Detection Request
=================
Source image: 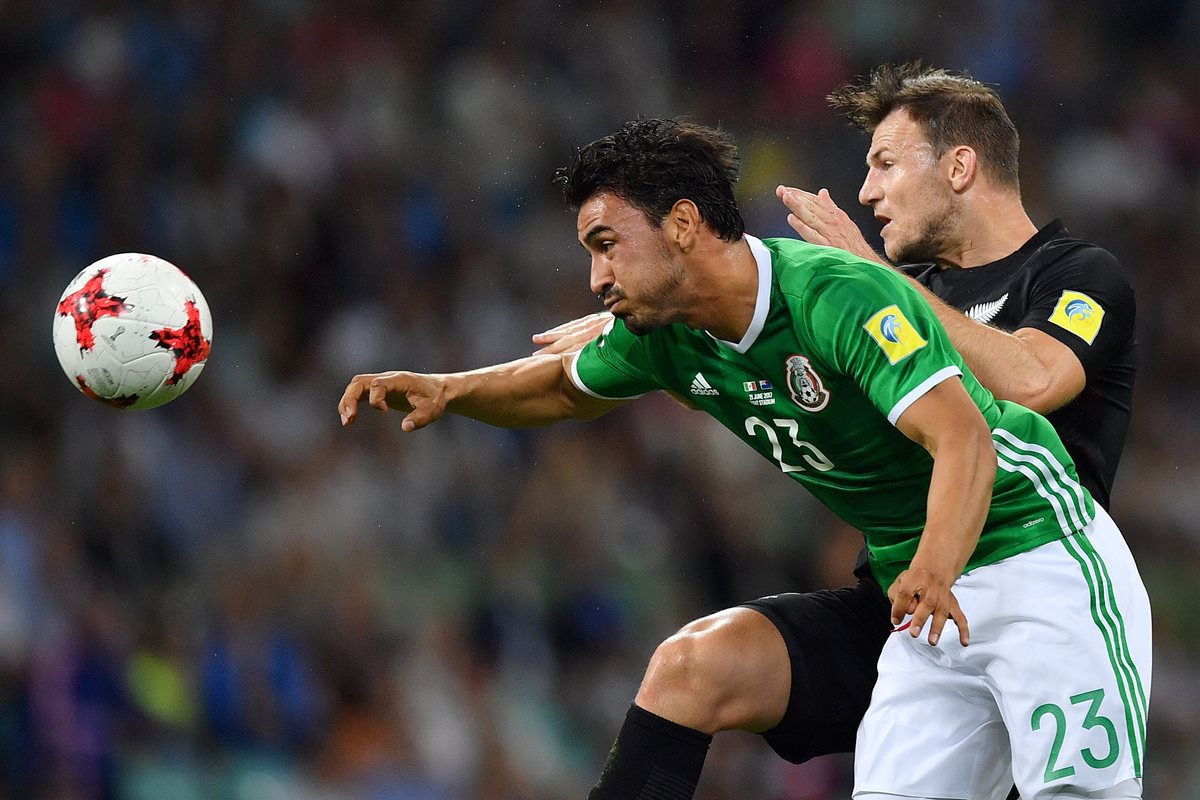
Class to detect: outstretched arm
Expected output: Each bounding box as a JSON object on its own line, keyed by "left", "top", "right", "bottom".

{"left": 339, "top": 353, "right": 624, "bottom": 431}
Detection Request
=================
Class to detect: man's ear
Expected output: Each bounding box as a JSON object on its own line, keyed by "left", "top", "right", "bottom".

{"left": 666, "top": 199, "right": 702, "bottom": 253}
{"left": 948, "top": 145, "right": 977, "bottom": 193}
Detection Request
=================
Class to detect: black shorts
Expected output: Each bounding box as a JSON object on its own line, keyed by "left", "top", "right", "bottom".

{"left": 740, "top": 577, "right": 893, "bottom": 763}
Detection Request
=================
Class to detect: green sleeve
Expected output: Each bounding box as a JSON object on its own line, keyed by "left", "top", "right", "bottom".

{"left": 569, "top": 317, "right": 659, "bottom": 399}
{"left": 794, "top": 264, "right": 964, "bottom": 425}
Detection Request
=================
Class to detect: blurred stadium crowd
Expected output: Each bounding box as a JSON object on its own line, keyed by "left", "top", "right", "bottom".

{"left": 2, "top": 1, "right": 1199, "bottom": 798}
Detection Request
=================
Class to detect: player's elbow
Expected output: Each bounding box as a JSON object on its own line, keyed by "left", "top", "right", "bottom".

{"left": 557, "top": 379, "right": 619, "bottom": 422}
{"left": 996, "top": 372, "right": 1072, "bottom": 415}
{"left": 951, "top": 418, "right": 998, "bottom": 499}
{"left": 566, "top": 394, "right": 616, "bottom": 421}
{"left": 977, "top": 425, "right": 998, "bottom": 481}
{"left": 952, "top": 413, "right": 997, "bottom": 477}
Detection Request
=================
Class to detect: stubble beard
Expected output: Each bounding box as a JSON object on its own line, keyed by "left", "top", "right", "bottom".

{"left": 889, "top": 198, "right": 963, "bottom": 266}
{"left": 618, "top": 251, "right": 687, "bottom": 337}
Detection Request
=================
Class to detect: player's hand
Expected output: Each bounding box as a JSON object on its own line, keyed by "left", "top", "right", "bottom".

{"left": 776, "top": 185, "right": 883, "bottom": 265}
{"left": 887, "top": 566, "right": 970, "bottom": 647}
{"left": 531, "top": 311, "right": 612, "bottom": 355}
{"left": 339, "top": 371, "right": 449, "bottom": 432}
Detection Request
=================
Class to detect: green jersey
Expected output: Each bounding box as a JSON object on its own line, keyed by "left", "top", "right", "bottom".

{"left": 571, "top": 236, "right": 1095, "bottom": 588}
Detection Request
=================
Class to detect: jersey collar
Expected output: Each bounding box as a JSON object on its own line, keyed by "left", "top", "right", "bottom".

{"left": 902, "top": 219, "right": 1070, "bottom": 279}
{"left": 987, "top": 218, "right": 1069, "bottom": 270}
{"left": 708, "top": 234, "right": 772, "bottom": 354}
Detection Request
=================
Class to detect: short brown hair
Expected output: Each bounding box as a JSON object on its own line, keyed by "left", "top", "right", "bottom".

{"left": 829, "top": 62, "right": 1021, "bottom": 189}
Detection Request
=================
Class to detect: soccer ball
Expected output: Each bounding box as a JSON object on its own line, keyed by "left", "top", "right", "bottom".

{"left": 52, "top": 253, "right": 213, "bottom": 409}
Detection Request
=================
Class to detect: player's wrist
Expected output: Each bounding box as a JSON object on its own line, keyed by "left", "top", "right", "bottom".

{"left": 432, "top": 373, "right": 462, "bottom": 411}
{"left": 905, "top": 558, "right": 959, "bottom": 587}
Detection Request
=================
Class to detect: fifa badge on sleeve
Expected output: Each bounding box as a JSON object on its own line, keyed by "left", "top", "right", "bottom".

{"left": 1048, "top": 290, "right": 1105, "bottom": 344}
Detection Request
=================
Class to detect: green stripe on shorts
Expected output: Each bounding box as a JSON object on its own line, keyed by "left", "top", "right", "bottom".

{"left": 1076, "top": 533, "right": 1149, "bottom": 764}
{"left": 1060, "top": 533, "right": 1144, "bottom": 777}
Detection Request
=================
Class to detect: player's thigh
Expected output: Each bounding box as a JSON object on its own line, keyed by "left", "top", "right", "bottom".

{"left": 742, "top": 579, "right": 893, "bottom": 763}
{"left": 995, "top": 511, "right": 1150, "bottom": 800}
{"left": 854, "top": 629, "right": 1014, "bottom": 800}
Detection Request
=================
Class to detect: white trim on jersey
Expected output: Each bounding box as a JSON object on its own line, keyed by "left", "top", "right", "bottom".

{"left": 885, "top": 365, "right": 962, "bottom": 425}
{"left": 993, "top": 428, "right": 1091, "bottom": 517}
{"left": 567, "top": 351, "right": 647, "bottom": 401}
{"left": 993, "top": 428, "right": 1093, "bottom": 534}
{"left": 995, "top": 450, "right": 1074, "bottom": 533}
{"left": 708, "top": 234, "right": 772, "bottom": 354}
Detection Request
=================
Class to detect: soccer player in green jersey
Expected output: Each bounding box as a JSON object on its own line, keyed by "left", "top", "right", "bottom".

{"left": 339, "top": 118, "right": 1150, "bottom": 800}
{"left": 531, "top": 65, "right": 1139, "bottom": 800}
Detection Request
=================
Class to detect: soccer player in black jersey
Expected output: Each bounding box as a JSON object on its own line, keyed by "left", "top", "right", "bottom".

{"left": 779, "top": 65, "right": 1134, "bottom": 511}
{"left": 533, "top": 63, "right": 1137, "bottom": 799}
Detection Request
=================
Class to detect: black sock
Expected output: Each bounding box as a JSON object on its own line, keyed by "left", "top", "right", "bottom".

{"left": 587, "top": 703, "right": 713, "bottom": 800}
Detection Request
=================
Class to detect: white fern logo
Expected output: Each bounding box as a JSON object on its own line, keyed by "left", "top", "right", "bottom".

{"left": 965, "top": 292, "right": 1009, "bottom": 324}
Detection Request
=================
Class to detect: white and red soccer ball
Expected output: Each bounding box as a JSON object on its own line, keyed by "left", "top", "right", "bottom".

{"left": 52, "top": 253, "right": 213, "bottom": 409}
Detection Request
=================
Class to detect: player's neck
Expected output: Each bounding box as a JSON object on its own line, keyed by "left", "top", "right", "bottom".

{"left": 938, "top": 195, "right": 1038, "bottom": 270}
{"left": 683, "top": 236, "right": 758, "bottom": 342}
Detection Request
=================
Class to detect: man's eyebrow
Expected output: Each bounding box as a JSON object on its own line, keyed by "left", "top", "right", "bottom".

{"left": 582, "top": 225, "right": 614, "bottom": 247}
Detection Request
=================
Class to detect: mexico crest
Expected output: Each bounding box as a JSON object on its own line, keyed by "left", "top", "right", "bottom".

{"left": 785, "top": 354, "right": 829, "bottom": 412}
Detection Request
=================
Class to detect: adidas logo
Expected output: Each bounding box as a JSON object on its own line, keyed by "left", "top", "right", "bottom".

{"left": 690, "top": 373, "right": 720, "bottom": 396}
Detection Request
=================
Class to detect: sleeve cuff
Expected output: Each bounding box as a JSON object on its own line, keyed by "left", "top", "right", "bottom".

{"left": 886, "top": 366, "right": 963, "bottom": 425}
{"left": 568, "top": 351, "right": 647, "bottom": 401}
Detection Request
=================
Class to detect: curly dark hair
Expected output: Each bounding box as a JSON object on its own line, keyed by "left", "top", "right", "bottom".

{"left": 829, "top": 62, "right": 1021, "bottom": 189}
{"left": 555, "top": 118, "right": 746, "bottom": 242}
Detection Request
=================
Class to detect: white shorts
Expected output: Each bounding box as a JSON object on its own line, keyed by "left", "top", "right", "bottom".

{"left": 854, "top": 505, "right": 1151, "bottom": 800}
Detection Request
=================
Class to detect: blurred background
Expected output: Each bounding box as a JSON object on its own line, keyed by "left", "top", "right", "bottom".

{"left": 1, "top": 0, "right": 1198, "bottom": 798}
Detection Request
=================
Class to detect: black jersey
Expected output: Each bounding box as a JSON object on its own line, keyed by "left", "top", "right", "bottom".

{"left": 904, "top": 220, "right": 1136, "bottom": 509}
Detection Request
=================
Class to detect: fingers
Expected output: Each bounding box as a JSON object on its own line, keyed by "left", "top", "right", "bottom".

{"left": 927, "top": 602, "right": 950, "bottom": 647}
{"left": 950, "top": 594, "right": 970, "bottom": 646}
{"left": 920, "top": 592, "right": 970, "bottom": 647}
{"left": 339, "top": 371, "right": 440, "bottom": 433}
{"left": 889, "top": 584, "right": 913, "bottom": 627}
{"left": 533, "top": 312, "right": 612, "bottom": 354}
{"left": 367, "top": 377, "right": 390, "bottom": 413}
{"left": 339, "top": 376, "right": 369, "bottom": 426}
{"left": 896, "top": 590, "right": 936, "bottom": 644}
{"left": 776, "top": 184, "right": 817, "bottom": 202}
{"left": 777, "top": 185, "right": 817, "bottom": 218}
{"left": 778, "top": 186, "right": 833, "bottom": 246}
{"left": 888, "top": 569, "right": 969, "bottom": 647}
{"left": 532, "top": 312, "right": 612, "bottom": 343}
{"left": 786, "top": 213, "right": 823, "bottom": 243}
{"left": 339, "top": 373, "right": 397, "bottom": 426}
{"left": 533, "top": 329, "right": 589, "bottom": 355}
{"left": 399, "top": 399, "right": 441, "bottom": 432}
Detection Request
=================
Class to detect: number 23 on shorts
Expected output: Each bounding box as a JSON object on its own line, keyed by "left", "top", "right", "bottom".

{"left": 1030, "top": 688, "right": 1120, "bottom": 783}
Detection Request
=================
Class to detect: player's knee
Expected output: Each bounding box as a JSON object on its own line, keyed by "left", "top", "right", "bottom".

{"left": 636, "top": 607, "right": 787, "bottom": 733}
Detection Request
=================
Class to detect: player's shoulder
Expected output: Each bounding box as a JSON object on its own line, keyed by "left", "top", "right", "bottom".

{"left": 1028, "top": 227, "right": 1130, "bottom": 289}
{"left": 763, "top": 237, "right": 901, "bottom": 297}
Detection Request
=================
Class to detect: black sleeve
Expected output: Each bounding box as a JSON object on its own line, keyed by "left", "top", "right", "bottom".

{"left": 1018, "top": 245, "right": 1136, "bottom": 379}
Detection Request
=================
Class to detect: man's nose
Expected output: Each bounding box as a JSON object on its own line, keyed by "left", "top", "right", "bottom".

{"left": 590, "top": 257, "right": 613, "bottom": 298}
{"left": 859, "top": 173, "right": 881, "bottom": 207}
